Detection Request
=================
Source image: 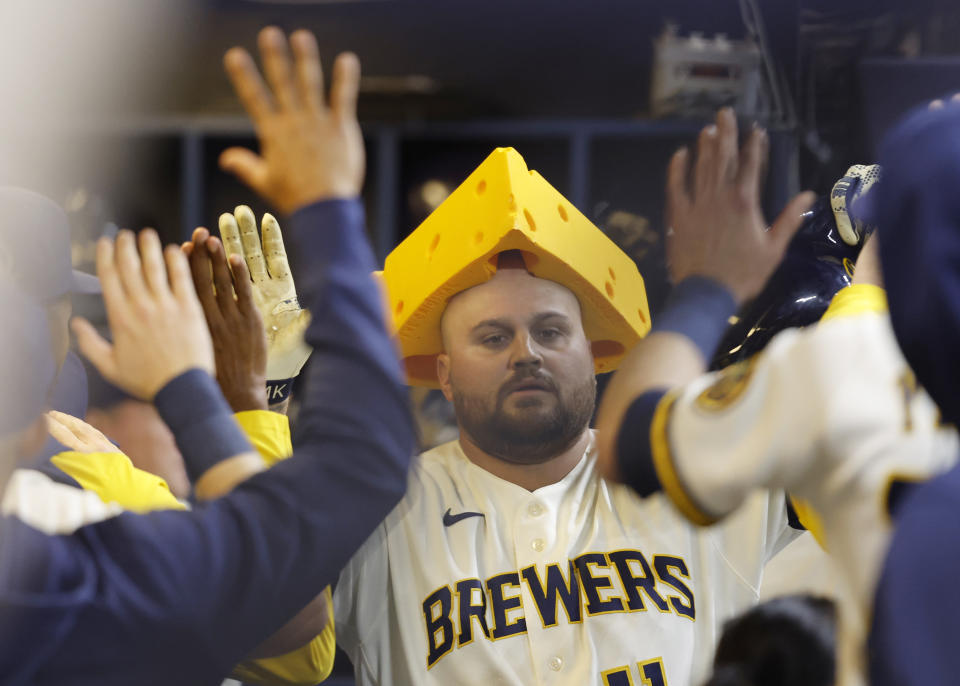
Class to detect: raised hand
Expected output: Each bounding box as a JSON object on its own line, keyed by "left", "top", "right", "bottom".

{"left": 72, "top": 230, "right": 215, "bottom": 400}
{"left": 46, "top": 411, "right": 117, "bottom": 453}
{"left": 184, "top": 226, "right": 269, "bottom": 412}
{"left": 221, "top": 27, "right": 364, "bottom": 214}
{"left": 666, "top": 108, "right": 815, "bottom": 304}
{"left": 217, "top": 206, "right": 311, "bottom": 405}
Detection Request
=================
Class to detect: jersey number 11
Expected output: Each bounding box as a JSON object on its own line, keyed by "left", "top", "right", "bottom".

{"left": 601, "top": 656, "right": 668, "bottom": 686}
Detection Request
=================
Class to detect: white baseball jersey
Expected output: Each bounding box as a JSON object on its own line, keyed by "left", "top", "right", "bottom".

{"left": 651, "top": 312, "right": 958, "bottom": 685}
{"left": 334, "top": 432, "right": 798, "bottom": 686}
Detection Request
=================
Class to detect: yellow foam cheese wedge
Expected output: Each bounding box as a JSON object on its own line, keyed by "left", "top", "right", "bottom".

{"left": 382, "top": 147, "right": 651, "bottom": 387}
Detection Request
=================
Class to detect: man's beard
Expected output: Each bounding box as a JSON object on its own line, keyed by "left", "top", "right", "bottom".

{"left": 452, "top": 372, "right": 596, "bottom": 465}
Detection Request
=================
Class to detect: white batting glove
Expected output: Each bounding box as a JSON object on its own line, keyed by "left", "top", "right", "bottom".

{"left": 830, "top": 164, "right": 881, "bottom": 246}
{"left": 218, "top": 206, "right": 311, "bottom": 405}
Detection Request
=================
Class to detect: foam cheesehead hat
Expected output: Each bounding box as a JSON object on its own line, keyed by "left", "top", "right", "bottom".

{"left": 381, "top": 147, "right": 651, "bottom": 387}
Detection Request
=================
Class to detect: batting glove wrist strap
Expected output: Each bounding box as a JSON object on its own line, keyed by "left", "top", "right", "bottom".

{"left": 155, "top": 368, "right": 254, "bottom": 482}
{"left": 264, "top": 301, "right": 312, "bottom": 382}
{"left": 266, "top": 377, "right": 295, "bottom": 405}
{"left": 652, "top": 276, "right": 737, "bottom": 361}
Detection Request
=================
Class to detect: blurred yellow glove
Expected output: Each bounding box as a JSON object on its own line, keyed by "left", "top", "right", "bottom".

{"left": 219, "top": 206, "right": 312, "bottom": 404}
{"left": 830, "top": 164, "right": 881, "bottom": 246}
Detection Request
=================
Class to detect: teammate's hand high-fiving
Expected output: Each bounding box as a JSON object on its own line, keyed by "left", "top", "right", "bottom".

{"left": 218, "top": 206, "right": 312, "bottom": 403}
{"left": 72, "top": 230, "right": 215, "bottom": 400}
{"left": 183, "top": 206, "right": 312, "bottom": 412}
{"left": 183, "top": 225, "right": 269, "bottom": 413}
{"left": 220, "top": 27, "right": 364, "bottom": 214}
{"left": 597, "top": 109, "right": 815, "bottom": 481}
{"left": 45, "top": 411, "right": 117, "bottom": 454}
{"left": 666, "top": 108, "right": 815, "bottom": 305}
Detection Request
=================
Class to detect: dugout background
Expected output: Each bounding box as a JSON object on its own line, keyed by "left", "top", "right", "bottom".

{"left": 2, "top": 1, "right": 958, "bottom": 683}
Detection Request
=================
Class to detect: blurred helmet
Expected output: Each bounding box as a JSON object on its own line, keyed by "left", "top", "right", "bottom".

{"left": 710, "top": 196, "right": 862, "bottom": 370}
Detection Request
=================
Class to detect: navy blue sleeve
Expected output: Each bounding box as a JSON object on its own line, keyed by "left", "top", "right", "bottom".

{"left": 4, "top": 198, "right": 416, "bottom": 685}
{"left": 868, "top": 465, "right": 960, "bottom": 686}
{"left": 616, "top": 389, "right": 667, "bottom": 497}
{"left": 651, "top": 276, "right": 737, "bottom": 361}
{"left": 154, "top": 368, "right": 254, "bottom": 481}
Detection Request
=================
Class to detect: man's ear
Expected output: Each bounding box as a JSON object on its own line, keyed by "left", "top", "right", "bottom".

{"left": 437, "top": 353, "right": 454, "bottom": 402}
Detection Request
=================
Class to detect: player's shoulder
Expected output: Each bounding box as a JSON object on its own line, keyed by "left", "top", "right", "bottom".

{"left": 417, "top": 438, "right": 462, "bottom": 463}
{"left": 812, "top": 307, "right": 893, "bottom": 339}
{"left": 334, "top": 443, "right": 467, "bottom": 595}
{"left": 749, "top": 311, "right": 900, "bottom": 388}
{"left": 371, "top": 439, "right": 466, "bottom": 518}
{"left": 771, "top": 309, "right": 891, "bottom": 358}
{"left": 353, "top": 440, "right": 464, "bottom": 525}
{"left": 412, "top": 439, "right": 469, "bottom": 484}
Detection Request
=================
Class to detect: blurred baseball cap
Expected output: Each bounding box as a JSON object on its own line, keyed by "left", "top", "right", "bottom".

{"left": 0, "top": 279, "right": 56, "bottom": 436}
{"left": 0, "top": 187, "right": 100, "bottom": 302}
{"left": 711, "top": 196, "right": 860, "bottom": 369}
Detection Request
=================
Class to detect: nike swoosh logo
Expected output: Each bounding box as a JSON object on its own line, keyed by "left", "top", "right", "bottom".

{"left": 443, "top": 508, "right": 486, "bottom": 527}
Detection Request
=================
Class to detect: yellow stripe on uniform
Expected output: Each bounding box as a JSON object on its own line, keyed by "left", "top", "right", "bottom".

{"left": 231, "top": 588, "right": 336, "bottom": 686}
{"left": 821, "top": 284, "right": 888, "bottom": 322}
{"left": 51, "top": 451, "right": 185, "bottom": 512}
{"left": 789, "top": 496, "right": 827, "bottom": 548}
{"left": 234, "top": 410, "right": 293, "bottom": 466}
{"left": 649, "top": 392, "right": 719, "bottom": 526}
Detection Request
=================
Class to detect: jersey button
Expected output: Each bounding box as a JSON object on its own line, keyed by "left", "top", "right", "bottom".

{"left": 527, "top": 502, "right": 543, "bottom": 517}
{"left": 548, "top": 656, "right": 563, "bottom": 671}
{"left": 531, "top": 538, "right": 545, "bottom": 552}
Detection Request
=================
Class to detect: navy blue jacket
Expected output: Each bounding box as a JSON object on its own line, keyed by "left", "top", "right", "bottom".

{"left": 869, "top": 464, "right": 960, "bottom": 686}
{"left": 868, "top": 102, "right": 960, "bottom": 686}
{"left": 0, "top": 199, "right": 415, "bottom": 685}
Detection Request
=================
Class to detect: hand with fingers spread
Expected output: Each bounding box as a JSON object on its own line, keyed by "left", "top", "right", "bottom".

{"left": 666, "top": 108, "right": 816, "bottom": 304}
{"left": 221, "top": 26, "right": 364, "bottom": 214}
{"left": 218, "top": 206, "right": 312, "bottom": 406}
{"left": 184, "top": 226, "right": 269, "bottom": 413}
{"left": 45, "top": 411, "right": 117, "bottom": 454}
{"left": 72, "top": 230, "right": 215, "bottom": 400}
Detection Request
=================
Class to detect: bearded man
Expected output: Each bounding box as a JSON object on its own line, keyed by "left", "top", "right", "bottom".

{"left": 334, "top": 109, "right": 816, "bottom": 686}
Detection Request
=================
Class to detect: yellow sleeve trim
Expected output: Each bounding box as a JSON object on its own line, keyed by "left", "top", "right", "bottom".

{"left": 650, "top": 392, "right": 719, "bottom": 526}
{"left": 235, "top": 410, "right": 293, "bottom": 466}
{"left": 789, "top": 496, "right": 827, "bottom": 549}
{"left": 821, "top": 284, "right": 888, "bottom": 322}
{"left": 231, "top": 587, "right": 336, "bottom": 686}
{"left": 51, "top": 451, "right": 185, "bottom": 513}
